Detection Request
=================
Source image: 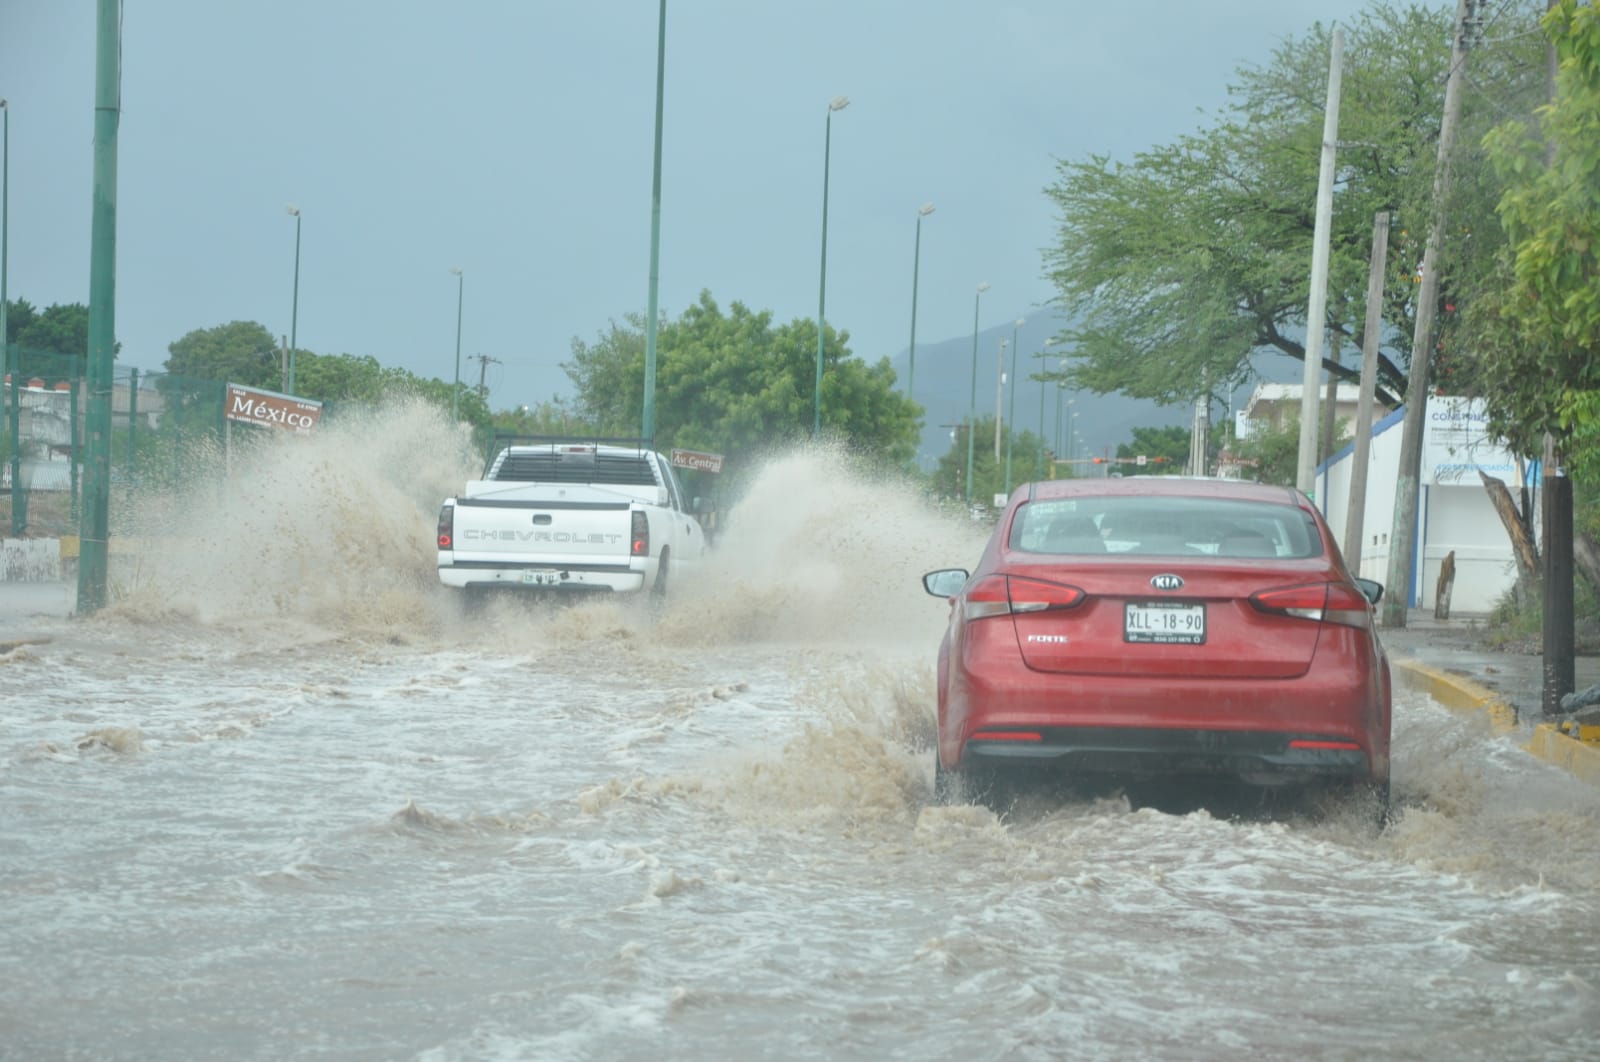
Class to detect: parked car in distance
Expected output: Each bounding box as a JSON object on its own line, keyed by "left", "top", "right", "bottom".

{"left": 922, "top": 477, "right": 1390, "bottom": 817}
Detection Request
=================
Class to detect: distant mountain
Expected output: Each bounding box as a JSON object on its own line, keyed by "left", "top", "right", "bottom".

{"left": 886, "top": 306, "right": 1300, "bottom": 469}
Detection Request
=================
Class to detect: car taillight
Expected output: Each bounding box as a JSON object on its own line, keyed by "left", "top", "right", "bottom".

{"left": 962, "top": 575, "right": 1085, "bottom": 621}
{"left": 631, "top": 510, "right": 649, "bottom": 557}
{"left": 1250, "top": 582, "right": 1372, "bottom": 629}
{"left": 436, "top": 504, "right": 454, "bottom": 550}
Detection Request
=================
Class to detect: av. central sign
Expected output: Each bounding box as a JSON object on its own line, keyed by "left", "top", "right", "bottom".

{"left": 224, "top": 384, "right": 323, "bottom": 434}
{"left": 670, "top": 448, "right": 724, "bottom": 474}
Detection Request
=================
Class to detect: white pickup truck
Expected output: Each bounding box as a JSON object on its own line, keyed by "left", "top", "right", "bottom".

{"left": 436, "top": 437, "right": 707, "bottom": 596}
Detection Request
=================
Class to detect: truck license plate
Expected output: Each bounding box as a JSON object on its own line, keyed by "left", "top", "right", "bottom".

{"left": 522, "top": 570, "right": 560, "bottom": 586}
{"left": 1124, "top": 602, "right": 1205, "bottom": 644}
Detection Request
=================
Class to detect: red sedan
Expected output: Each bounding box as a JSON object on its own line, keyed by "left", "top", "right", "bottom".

{"left": 923, "top": 477, "right": 1390, "bottom": 815}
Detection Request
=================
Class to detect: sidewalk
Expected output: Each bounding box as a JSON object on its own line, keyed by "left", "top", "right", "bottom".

{"left": 1382, "top": 609, "right": 1600, "bottom": 785}
{"left": 0, "top": 579, "right": 75, "bottom": 650}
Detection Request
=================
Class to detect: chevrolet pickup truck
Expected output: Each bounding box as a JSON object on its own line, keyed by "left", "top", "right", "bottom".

{"left": 436, "top": 436, "right": 707, "bottom": 596}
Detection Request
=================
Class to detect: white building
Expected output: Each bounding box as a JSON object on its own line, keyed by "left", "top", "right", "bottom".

{"left": 1312, "top": 396, "right": 1526, "bottom": 615}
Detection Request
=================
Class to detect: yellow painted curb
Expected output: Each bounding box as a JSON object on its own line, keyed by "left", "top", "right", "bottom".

{"left": 60, "top": 535, "right": 80, "bottom": 559}
{"left": 1527, "top": 724, "right": 1600, "bottom": 786}
{"left": 1391, "top": 658, "right": 1518, "bottom": 734}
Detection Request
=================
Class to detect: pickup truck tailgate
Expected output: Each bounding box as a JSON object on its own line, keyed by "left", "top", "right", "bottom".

{"left": 451, "top": 499, "right": 633, "bottom": 562}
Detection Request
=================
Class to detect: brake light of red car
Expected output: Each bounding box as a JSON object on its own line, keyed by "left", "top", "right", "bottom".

{"left": 1249, "top": 582, "right": 1373, "bottom": 629}
{"left": 630, "top": 510, "right": 649, "bottom": 557}
{"left": 436, "top": 504, "right": 454, "bottom": 550}
{"left": 963, "top": 575, "right": 1085, "bottom": 621}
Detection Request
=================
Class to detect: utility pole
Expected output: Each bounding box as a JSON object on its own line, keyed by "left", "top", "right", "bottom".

{"left": 1296, "top": 28, "right": 1344, "bottom": 495}
{"left": 1541, "top": 0, "right": 1573, "bottom": 713}
{"left": 1343, "top": 211, "right": 1390, "bottom": 573}
{"left": 470, "top": 354, "right": 500, "bottom": 402}
{"left": 77, "top": 0, "right": 120, "bottom": 613}
{"left": 1382, "top": 0, "right": 1475, "bottom": 628}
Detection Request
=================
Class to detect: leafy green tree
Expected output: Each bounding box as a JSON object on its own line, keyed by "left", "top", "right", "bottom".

{"left": 564, "top": 290, "right": 921, "bottom": 472}
{"left": 1116, "top": 425, "right": 1188, "bottom": 473}
{"left": 1042, "top": 2, "right": 1548, "bottom": 412}
{"left": 928, "top": 416, "right": 1056, "bottom": 504}
{"left": 1472, "top": 0, "right": 1600, "bottom": 460}
{"left": 15, "top": 301, "right": 91, "bottom": 358}
{"left": 1223, "top": 416, "right": 1302, "bottom": 487}
{"left": 164, "top": 321, "right": 281, "bottom": 389}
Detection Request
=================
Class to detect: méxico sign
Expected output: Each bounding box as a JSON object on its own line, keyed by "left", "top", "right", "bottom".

{"left": 225, "top": 384, "right": 323, "bottom": 434}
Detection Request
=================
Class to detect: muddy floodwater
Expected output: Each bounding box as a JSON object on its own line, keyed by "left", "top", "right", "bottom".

{"left": 3, "top": 418, "right": 1599, "bottom": 1060}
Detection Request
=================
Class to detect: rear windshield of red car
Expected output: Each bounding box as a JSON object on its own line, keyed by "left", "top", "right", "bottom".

{"left": 1008, "top": 496, "right": 1324, "bottom": 559}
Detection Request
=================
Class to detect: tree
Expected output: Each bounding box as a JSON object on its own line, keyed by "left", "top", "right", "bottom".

{"left": 563, "top": 290, "right": 921, "bottom": 473}
{"left": 1473, "top": 0, "right": 1600, "bottom": 457}
{"left": 927, "top": 416, "right": 1055, "bottom": 504}
{"left": 164, "top": 321, "right": 281, "bottom": 389}
{"left": 1116, "top": 425, "right": 1188, "bottom": 472}
{"left": 1042, "top": 2, "right": 1548, "bottom": 412}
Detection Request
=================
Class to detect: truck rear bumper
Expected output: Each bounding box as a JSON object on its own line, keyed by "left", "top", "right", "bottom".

{"left": 438, "top": 559, "right": 648, "bottom": 593}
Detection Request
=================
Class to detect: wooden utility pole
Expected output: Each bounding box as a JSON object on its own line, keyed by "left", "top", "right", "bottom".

{"left": 1296, "top": 28, "right": 1344, "bottom": 496}
{"left": 1382, "top": 0, "right": 1475, "bottom": 628}
{"left": 1343, "top": 211, "right": 1390, "bottom": 573}
{"left": 471, "top": 354, "right": 501, "bottom": 401}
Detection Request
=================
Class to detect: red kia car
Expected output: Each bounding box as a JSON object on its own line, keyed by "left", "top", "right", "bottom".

{"left": 923, "top": 477, "right": 1390, "bottom": 815}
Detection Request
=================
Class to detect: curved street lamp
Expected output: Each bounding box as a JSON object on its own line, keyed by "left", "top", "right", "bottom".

{"left": 964, "top": 281, "right": 990, "bottom": 504}
{"left": 906, "top": 202, "right": 934, "bottom": 401}
{"left": 813, "top": 94, "right": 849, "bottom": 437}
{"left": 285, "top": 205, "right": 301, "bottom": 393}
{"left": 449, "top": 267, "right": 464, "bottom": 419}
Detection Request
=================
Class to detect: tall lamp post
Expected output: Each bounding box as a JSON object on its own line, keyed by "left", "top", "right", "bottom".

{"left": 641, "top": 0, "right": 666, "bottom": 441}
{"left": 1004, "top": 317, "right": 1024, "bottom": 492}
{"left": 906, "top": 202, "right": 934, "bottom": 401}
{"left": 813, "top": 94, "right": 849, "bottom": 436}
{"left": 964, "top": 281, "right": 990, "bottom": 504}
{"left": 449, "top": 267, "right": 464, "bottom": 419}
{"left": 285, "top": 205, "right": 301, "bottom": 393}
{"left": 1036, "top": 346, "right": 1050, "bottom": 479}
{"left": 2, "top": 96, "right": 15, "bottom": 534}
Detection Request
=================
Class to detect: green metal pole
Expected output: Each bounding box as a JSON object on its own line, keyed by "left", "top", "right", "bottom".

{"left": 287, "top": 206, "right": 300, "bottom": 393}
{"left": 965, "top": 282, "right": 987, "bottom": 504}
{"left": 450, "top": 267, "right": 463, "bottom": 419}
{"left": 814, "top": 96, "right": 848, "bottom": 437}
{"left": 1005, "top": 319, "right": 1021, "bottom": 492}
{"left": 641, "top": 0, "right": 666, "bottom": 441}
{"left": 78, "top": 0, "right": 120, "bottom": 613}
{"left": 907, "top": 203, "right": 932, "bottom": 401}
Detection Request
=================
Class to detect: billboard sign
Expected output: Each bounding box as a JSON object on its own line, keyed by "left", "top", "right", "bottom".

{"left": 224, "top": 384, "right": 323, "bottom": 434}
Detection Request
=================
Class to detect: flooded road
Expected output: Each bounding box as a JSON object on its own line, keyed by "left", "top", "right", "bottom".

{"left": 3, "top": 415, "right": 1599, "bottom": 1060}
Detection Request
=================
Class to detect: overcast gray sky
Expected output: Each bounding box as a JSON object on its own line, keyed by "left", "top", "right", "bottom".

{"left": 3, "top": 0, "right": 1382, "bottom": 408}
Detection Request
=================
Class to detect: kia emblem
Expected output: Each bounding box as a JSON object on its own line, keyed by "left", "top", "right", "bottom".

{"left": 1150, "top": 574, "right": 1184, "bottom": 591}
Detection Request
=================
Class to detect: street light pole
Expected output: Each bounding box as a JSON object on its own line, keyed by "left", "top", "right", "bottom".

{"left": 641, "top": 0, "right": 666, "bottom": 441}
{"left": 449, "top": 267, "right": 464, "bottom": 419}
{"left": 906, "top": 202, "right": 934, "bottom": 401}
{"left": 2, "top": 98, "right": 13, "bottom": 531}
{"left": 964, "top": 281, "right": 989, "bottom": 504}
{"left": 1004, "top": 317, "right": 1023, "bottom": 491}
{"left": 1037, "top": 346, "right": 1049, "bottom": 479}
{"left": 285, "top": 205, "right": 301, "bottom": 393}
{"left": 814, "top": 95, "right": 849, "bottom": 437}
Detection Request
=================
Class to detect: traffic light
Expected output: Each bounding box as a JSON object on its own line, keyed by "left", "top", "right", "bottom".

{"left": 1092, "top": 457, "right": 1105, "bottom": 464}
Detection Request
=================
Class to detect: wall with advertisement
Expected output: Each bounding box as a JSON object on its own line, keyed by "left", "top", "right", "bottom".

{"left": 1316, "top": 397, "right": 1527, "bottom": 614}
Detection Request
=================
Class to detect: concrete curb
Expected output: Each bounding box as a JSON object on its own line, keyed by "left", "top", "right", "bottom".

{"left": 1392, "top": 657, "right": 1600, "bottom": 787}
